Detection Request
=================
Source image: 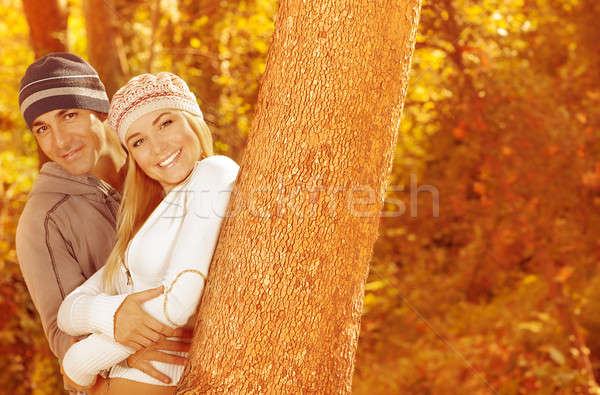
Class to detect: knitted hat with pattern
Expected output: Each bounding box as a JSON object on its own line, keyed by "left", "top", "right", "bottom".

{"left": 108, "top": 72, "right": 202, "bottom": 146}
{"left": 18, "top": 52, "right": 110, "bottom": 128}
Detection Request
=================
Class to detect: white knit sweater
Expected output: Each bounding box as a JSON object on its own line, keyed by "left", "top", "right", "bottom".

{"left": 57, "top": 155, "right": 239, "bottom": 387}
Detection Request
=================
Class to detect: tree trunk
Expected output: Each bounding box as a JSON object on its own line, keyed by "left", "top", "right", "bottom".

{"left": 83, "top": 0, "right": 128, "bottom": 98}
{"left": 21, "top": 0, "right": 68, "bottom": 57}
{"left": 21, "top": 0, "right": 69, "bottom": 168}
{"left": 177, "top": 0, "right": 422, "bottom": 393}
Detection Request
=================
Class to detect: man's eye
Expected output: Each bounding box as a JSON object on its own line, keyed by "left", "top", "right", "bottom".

{"left": 160, "top": 119, "right": 173, "bottom": 129}
{"left": 132, "top": 138, "right": 144, "bottom": 148}
{"left": 34, "top": 125, "right": 48, "bottom": 135}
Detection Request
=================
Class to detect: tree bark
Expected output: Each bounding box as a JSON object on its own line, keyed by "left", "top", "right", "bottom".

{"left": 83, "top": 0, "right": 128, "bottom": 98}
{"left": 21, "top": 0, "right": 68, "bottom": 57}
{"left": 21, "top": 0, "right": 69, "bottom": 168}
{"left": 177, "top": 0, "right": 422, "bottom": 393}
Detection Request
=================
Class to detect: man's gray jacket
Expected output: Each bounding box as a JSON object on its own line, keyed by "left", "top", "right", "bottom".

{"left": 16, "top": 161, "right": 120, "bottom": 361}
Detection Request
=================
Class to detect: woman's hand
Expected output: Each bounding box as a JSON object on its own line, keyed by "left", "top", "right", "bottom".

{"left": 114, "top": 286, "right": 176, "bottom": 349}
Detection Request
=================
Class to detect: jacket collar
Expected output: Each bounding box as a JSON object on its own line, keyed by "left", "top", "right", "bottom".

{"left": 30, "top": 162, "right": 121, "bottom": 203}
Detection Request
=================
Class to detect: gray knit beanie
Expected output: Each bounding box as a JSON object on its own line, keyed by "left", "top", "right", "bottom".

{"left": 18, "top": 53, "right": 110, "bottom": 128}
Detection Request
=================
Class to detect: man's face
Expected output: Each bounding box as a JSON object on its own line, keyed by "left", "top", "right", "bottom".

{"left": 31, "top": 109, "right": 107, "bottom": 175}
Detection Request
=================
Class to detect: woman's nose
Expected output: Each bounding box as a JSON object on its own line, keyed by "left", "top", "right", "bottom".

{"left": 150, "top": 137, "right": 167, "bottom": 155}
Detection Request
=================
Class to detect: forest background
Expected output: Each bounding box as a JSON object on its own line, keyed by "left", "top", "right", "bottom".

{"left": 1, "top": 0, "right": 599, "bottom": 394}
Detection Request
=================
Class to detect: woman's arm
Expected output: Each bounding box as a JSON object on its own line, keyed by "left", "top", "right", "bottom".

{"left": 59, "top": 156, "right": 237, "bottom": 385}
{"left": 57, "top": 266, "right": 128, "bottom": 341}
{"left": 142, "top": 157, "right": 238, "bottom": 327}
{"left": 61, "top": 333, "right": 133, "bottom": 387}
{"left": 59, "top": 266, "right": 179, "bottom": 349}
{"left": 59, "top": 277, "right": 188, "bottom": 385}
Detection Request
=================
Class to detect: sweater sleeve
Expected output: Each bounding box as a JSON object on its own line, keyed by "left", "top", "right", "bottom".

{"left": 61, "top": 333, "right": 133, "bottom": 387}
{"left": 16, "top": 208, "right": 77, "bottom": 361}
{"left": 57, "top": 266, "right": 128, "bottom": 341}
{"left": 142, "top": 157, "right": 238, "bottom": 327}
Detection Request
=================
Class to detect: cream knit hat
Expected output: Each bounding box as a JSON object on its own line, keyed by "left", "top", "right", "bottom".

{"left": 108, "top": 72, "right": 203, "bottom": 146}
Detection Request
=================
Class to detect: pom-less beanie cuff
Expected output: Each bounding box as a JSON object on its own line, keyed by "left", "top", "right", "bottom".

{"left": 18, "top": 53, "right": 109, "bottom": 128}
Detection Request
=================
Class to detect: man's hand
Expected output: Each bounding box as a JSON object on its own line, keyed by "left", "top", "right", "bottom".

{"left": 86, "top": 376, "right": 108, "bottom": 395}
{"left": 114, "top": 286, "right": 176, "bottom": 349}
{"left": 126, "top": 335, "right": 192, "bottom": 384}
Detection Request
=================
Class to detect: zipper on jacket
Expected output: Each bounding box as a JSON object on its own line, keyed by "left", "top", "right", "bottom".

{"left": 97, "top": 179, "right": 120, "bottom": 220}
{"left": 123, "top": 237, "right": 136, "bottom": 289}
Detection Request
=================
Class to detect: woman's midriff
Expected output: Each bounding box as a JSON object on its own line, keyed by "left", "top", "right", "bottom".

{"left": 106, "top": 378, "right": 176, "bottom": 395}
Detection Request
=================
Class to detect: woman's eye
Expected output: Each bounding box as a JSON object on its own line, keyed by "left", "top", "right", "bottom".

{"left": 132, "top": 138, "right": 144, "bottom": 148}
{"left": 160, "top": 119, "right": 173, "bottom": 129}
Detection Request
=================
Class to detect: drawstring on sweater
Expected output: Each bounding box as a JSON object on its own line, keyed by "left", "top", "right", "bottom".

{"left": 96, "top": 180, "right": 121, "bottom": 221}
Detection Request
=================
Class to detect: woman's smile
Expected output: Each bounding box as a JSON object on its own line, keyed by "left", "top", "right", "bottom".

{"left": 126, "top": 110, "right": 202, "bottom": 193}
{"left": 157, "top": 148, "right": 182, "bottom": 168}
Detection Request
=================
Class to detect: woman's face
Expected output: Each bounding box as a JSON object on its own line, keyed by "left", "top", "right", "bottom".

{"left": 125, "top": 110, "right": 202, "bottom": 193}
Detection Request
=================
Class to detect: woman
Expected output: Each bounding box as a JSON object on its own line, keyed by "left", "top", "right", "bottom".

{"left": 56, "top": 72, "right": 238, "bottom": 394}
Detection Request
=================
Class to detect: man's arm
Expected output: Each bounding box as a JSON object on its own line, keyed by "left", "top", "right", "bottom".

{"left": 62, "top": 332, "right": 192, "bottom": 386}
{"left": 16, "top": 210, "right": 79, "bottom": 360}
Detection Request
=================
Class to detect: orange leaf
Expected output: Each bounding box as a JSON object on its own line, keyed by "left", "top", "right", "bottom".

{"left": 473, "top": 182, "right": 486, "bottom": 196}
{"left": 554, "top": 266, "right": 574, "bottom": 283}
{"left": 452, "top": 121, "right": 467, "bottom": 140}
{"left": 502, "top": 146, "right": 513, "bottom": 156}
{"left": 546, "top": 145, "right": 559, "bottom": 156}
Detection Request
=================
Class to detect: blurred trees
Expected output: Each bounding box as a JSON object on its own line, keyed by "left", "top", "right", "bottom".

{"left": 21, "top": 0, "right": 68, "bottom": 57}
{"left": 83, "top": 0, "right": 128, "bottom": 97}
{"left": 1, "top": 0, "right": 600, "bottom": 394}
{"left": 1, "top": 1, "right": 55, "bottom": 393}
{"left": 355, "top": 0, "right": 600, "bottom": 393}
{"left": 20, "top": 0, "right": 68, "bottom": 167}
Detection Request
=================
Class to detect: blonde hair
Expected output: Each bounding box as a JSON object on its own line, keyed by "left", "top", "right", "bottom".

{"left": 102, "top": 110, "right": 214, "bottom": 293}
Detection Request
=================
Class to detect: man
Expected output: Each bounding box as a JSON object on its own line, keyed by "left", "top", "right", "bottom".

{"left": 16, "top": 53, "right": 188, "bottom": 394}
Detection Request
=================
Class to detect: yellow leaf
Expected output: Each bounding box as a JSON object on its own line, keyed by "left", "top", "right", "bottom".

{"left": 518, "top": 321, "right": 542, "bottom": 333}
{"left": 190, "top": 38, "right": 201, "bottom": 48}
{"left": 365, "top": 281, "right": 386, "bottom": 292}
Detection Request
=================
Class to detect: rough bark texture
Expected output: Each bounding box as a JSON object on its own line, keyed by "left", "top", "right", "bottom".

{"left": 84, "top": 0, "right": 128, "bottom": 98}
{"left": 177, "top": 0, "right": 421, "bottom": 393}
{"left": 21, "top": 0, "right": 69, "bottom": 168}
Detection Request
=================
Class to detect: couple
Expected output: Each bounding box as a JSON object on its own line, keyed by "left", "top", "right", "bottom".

{"left": 16, "top": 53, "right": 237, "bottom": 394}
